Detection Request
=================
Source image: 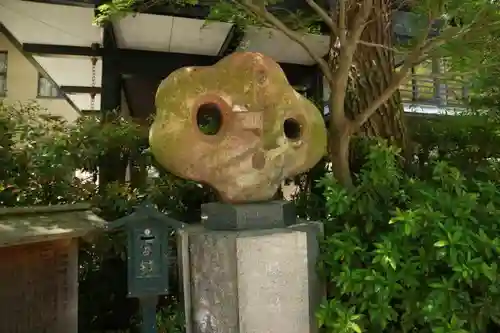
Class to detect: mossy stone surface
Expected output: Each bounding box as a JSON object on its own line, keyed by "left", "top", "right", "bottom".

{"left": 150, "top": 52, "right": 327, "bottom": 203}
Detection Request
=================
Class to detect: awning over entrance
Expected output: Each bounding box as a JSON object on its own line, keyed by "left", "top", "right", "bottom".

{"left": 238, "top": 26, "right": 329, "bottom": 65}
{"left": 0, "top": 0, "right": 330, "bottom": 111}
{"left": 0, "top": 0, "right": 446, "bottom": 115}
{"left": 114, "top": 13, "right": 232, "bottom": 55}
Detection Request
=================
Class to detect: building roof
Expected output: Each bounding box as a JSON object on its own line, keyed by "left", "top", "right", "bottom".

{"left": 0, "top": 0, "right": 329, "bottom": 112}
{"left": 0, "top": 203, "right": 106, "bottom": 247}
{"left": 0, "top": 0, "right": 450, "bottom": 115}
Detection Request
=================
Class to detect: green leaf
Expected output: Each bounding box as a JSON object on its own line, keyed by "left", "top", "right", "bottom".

{"left": 434, "top": 240, "right": 449, "bottom": 247}
{"left": 350, "top": 322, "right": 362, "bottom": 333}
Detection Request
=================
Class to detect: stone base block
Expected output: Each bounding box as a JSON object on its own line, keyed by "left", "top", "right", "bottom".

{"left": 201, "top": 201, "right": 296, "bottom": 230}
{"left": 178, "top": 222, "right": 323, "bottom": 333}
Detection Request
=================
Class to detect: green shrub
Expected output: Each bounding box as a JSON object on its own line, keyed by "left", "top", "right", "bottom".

{"left": 0, "top": 101, "right": 144, "bottom": 206}
{"left": 316, "top": 141, "right": 500, "bottom": 333}
{"left": 0, "top": 101, "right": 192, "bottom": 331}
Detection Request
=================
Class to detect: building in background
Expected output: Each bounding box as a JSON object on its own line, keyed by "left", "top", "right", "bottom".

{"left": 0, "top": 29, "right": 81, "bottom": 122}
{"left": 0, "top": 1, "right": 467, "bottom": 124}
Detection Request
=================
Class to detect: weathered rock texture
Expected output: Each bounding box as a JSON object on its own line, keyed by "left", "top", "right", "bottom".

{"left": 150, "top": 52, "right": 327, "bottom": 203}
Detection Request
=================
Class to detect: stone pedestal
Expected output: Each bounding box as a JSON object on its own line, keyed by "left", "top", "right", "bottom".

{"left": 178, "top": 219, "right": 323, "bottom": 333}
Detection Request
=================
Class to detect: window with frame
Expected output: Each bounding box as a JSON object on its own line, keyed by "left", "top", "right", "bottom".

{"left": 0, "top": 52, "right": 7, "bottom": 97}
{"left": 37, "top": 73, "right": 61, "bottom": 98}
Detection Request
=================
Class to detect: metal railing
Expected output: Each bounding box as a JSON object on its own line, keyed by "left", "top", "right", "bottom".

{"left": 399, "top": 74, "right": 467, "bottom": 108}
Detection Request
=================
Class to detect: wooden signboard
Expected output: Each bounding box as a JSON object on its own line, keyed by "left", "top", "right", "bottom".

{"left": 0, "top": 239, "right": 77, "bottom": 333}
{"left": 0, "top": 204, "right": 106, "bottom": 333}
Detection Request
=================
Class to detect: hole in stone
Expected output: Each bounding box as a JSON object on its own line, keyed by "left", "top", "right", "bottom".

{"left": 283, "top": 118, "right": 301, "bottom": 140}
{"left": 196, "top": 103, "right": 223, "bottom": 136}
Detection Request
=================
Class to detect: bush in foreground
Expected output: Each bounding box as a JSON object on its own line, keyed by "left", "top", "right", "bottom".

{"left": 317, "top": 141, "right": 500, "bottom": 333}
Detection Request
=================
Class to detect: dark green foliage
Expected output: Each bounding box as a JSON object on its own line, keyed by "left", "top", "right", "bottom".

{"left": 3, "top": 91, "right": 500, "bottom": 333}
{"left": 0, "top": 101, "right": 143, "bottom": 206}
{"left": 0, "top": 101, "right": 204, "bottom": 332}
{"left": 410, "top": 113, "right": 500, "bottom": 182}
{"left": 315, "top": 140, "right": 500, "bottom": 333}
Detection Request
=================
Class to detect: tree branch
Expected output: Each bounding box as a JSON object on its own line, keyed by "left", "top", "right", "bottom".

{"left": 304, "top": 0, "right": 338, "bottom": 35}
{"left": 348, "top": 0, "right": 374, "bottom": 48}
{"left": 339, "top": 0, "right": 347, "bottom": 45}
{"left": 234, "top": 0, "right": 333, "bottom": 82}
{"left": 328, "top": 0, "right": 374, "bottom": 131}
{"left": 357, "top": 40, "right": 404, "bottom": 53}
{"left": 351, "top": 22, "right": 434, "bottom": 130}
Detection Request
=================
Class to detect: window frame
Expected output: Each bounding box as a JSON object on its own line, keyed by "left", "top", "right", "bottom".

{"left": 36, "top": 73, "right": 63, "bottom": 99}
{"left": 0, "top": 51, "right": 7, "bottom": 97}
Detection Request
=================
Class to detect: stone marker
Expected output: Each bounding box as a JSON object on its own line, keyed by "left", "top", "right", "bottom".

{"left": 149, "top": 52, "right": 328, "bottom": 333}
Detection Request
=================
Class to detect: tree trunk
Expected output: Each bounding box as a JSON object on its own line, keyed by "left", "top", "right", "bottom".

{"left": 345, "top": 0, "right": 408, "bottom": 151}
{"left": 329, "top": 125, "right": 353, "bottom": 189}
{"left": 325, "top": 0, "right": 408, "bottom": 184}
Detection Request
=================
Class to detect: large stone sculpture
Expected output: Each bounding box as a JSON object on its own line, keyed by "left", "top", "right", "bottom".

{"left": 149, "top": 52, "right": 327, "bottom": 203}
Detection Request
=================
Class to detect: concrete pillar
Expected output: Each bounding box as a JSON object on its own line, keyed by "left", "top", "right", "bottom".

{"left": 178, "top": 201, "right": 323, "bottom": 333}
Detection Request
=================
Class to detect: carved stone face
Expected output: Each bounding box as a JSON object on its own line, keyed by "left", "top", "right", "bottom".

{"left": 149, "top": 52, "right": 327, "bottom": 203}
